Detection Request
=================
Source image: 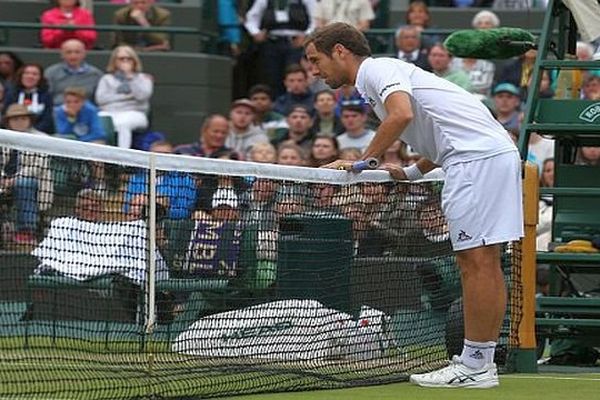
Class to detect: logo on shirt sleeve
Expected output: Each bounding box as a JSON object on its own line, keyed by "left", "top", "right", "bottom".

{"left": 378, "top": 82, "right": 404, "bottom": 98}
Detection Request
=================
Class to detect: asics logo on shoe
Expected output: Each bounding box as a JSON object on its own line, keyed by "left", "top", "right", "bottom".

{"left": 448, "top": 370, "right": 488, "bottom": 384}
{"left": 469, "top": 350, "right": 484, "bottom": 360}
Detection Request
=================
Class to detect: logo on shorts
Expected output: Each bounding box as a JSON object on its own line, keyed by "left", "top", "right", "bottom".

{"left": 458, "top": 230, "right": 472, "bottom": 242}
{"left": 367, "top": 96, "right": 376, "bottom": 108}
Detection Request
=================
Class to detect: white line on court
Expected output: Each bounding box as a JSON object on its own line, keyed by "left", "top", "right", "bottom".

{"left": 502, "top": 375, "right": 600, "bottom": 382}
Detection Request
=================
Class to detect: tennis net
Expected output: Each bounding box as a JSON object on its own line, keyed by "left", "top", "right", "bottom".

{"left": 0, "top": 128, "right": 522, "bottom": 399}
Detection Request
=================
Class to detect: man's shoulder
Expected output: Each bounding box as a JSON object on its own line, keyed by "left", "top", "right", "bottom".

{"left": 44, "top": 63, "right": 63, "bottom": 76}
{"left": 265, "top": 110, "right": 285, "bottom": 121}
{"left": 357, "top": 57, "right": 405, "bottom": 86}
{"left": 174, "top": 142, "right": 203, "bottom": 155}
{"left": 40, "top": 7, "right": 60, "bottom": 19}
{"left": 86, "top": 63, "right": 104, "bottom": 76}
{"left": 53, "top": 104, "right": 65, "bottom": 115}
{"left": 274, "top": 93, "right": 290, "bottom": 103}
{"left": 82, "top": 101, "right": 99, "bottom": 113}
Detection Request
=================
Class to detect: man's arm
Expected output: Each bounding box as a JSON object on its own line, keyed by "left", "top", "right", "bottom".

{"left": 361, "top": 91, "right": 413, "bottom": 160}
{"left": 383, "top": 158, "right": 438, "bottom": 180}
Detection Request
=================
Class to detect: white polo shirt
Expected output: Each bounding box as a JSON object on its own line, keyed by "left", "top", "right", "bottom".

{"left": 355, "top": 57, "right": 517, "bottom": 167}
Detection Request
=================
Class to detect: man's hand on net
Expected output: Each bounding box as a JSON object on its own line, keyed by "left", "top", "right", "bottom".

{"left": 321, "top": 159, "right": 355, "bottom": 171}
{"left": 381, "top": 163, "right": 408, "bottom": 180}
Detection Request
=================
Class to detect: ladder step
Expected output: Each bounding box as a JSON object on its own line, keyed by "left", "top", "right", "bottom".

{"left": 540, "top": 187, "right": 600, "bottom": 196}
{"left": 540, "top": 60, "right": 600, "bottom": 69}
{"left": 536, "top": 318, "right": 600, "bottom": 327}
{"left": 536, "top": 252, "right": 600, "bottom": 264}
{"left": 537, "top": 297, "right": 600, "bottom": 312}
{"left": 523, "top": 124, "right": 600, "bottom": 133}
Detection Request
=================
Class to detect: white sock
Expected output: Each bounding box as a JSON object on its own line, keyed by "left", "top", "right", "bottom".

{"left": 459, "top": 339, "right": 496, "bottom": 369}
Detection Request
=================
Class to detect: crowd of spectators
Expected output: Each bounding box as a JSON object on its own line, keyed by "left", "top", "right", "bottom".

{"left": 1, "top": 0, "right": 599, "bottom": 255}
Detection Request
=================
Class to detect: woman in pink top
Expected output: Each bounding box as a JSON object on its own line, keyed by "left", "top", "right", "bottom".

{"left": 40, "top": 0, "right": 97, "bottom": 49}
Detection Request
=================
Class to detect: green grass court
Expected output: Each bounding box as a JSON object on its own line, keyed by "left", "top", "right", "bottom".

{"left": 222, "top": 374, "right": 600, "bottom": 400}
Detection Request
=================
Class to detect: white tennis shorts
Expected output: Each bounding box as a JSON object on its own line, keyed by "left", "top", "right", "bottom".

{"left": 441, "top": 151, "right": 524, "bottom": 251}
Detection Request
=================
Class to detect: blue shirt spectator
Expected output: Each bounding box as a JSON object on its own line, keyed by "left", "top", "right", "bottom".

{"left": 54, "top": 87, "right": 105, "bottom": 143}
{"left": 124, "top": 170, "right": 198, "bottom": 220}
{"left": 218, "top": 0, "right": 241, "bottom": 55}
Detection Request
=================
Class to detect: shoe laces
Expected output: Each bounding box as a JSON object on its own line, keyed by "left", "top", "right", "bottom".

{"left": 425, "top": 356, "right": 464, "bottom": 378}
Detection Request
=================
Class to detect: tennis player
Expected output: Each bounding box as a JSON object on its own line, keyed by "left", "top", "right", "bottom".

{"left": 305, "top": 23, "right": 523, "bottom": 388}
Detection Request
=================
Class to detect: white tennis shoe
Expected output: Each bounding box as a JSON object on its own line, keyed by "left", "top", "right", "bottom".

{"left": 409, "top": 356, "right": 499, "bottom": 388}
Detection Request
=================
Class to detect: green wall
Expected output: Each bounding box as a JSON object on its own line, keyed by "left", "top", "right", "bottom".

{"left": 1, "top": 47, "right": 232, "bottom": 145}
{"left": 0, "top": 0, "right": 207, "bottom": 52}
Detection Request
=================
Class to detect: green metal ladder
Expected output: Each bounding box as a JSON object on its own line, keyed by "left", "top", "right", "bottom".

{"left": 517, "top": 0, "right": 600, "bottom": 372}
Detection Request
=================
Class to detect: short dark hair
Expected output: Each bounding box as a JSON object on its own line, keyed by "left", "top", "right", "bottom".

{"left": 305, "top": 22, "right": 371, "bottom": 57}
{"left": 248, "top": 84, "right": 273, "bottom": 99}
{"left": 341, "top": 104, "right": 365, "bottom": 114}
{"left": 201, "top": 114, "right": 227, "bottom": 133}
{"left": 284, "top": 63, "right": 307, "bottom": 78}
{"left": 314, "top": 89, "right": 335, "bottom": 102}
{"left": 63, "top": 86, "right": 87, "bottom": 99}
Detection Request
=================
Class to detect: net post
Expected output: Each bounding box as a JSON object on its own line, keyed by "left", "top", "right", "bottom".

{"left": 514, "top": 161, "right": 539, "bottom": 372}
{"left": 145, "top": 153, "right": 157, "bottom": 336}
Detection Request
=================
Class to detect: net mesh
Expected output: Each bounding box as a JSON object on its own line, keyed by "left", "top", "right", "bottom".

{"left": 0, "top": 129, "right": 522, "bottom": 399}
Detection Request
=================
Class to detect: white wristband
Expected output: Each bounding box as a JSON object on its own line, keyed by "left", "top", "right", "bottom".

{"left": 403, "top": 164, "right": 424, "bottom": 181}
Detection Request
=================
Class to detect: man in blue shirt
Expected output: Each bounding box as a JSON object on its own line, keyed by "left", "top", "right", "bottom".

{"left": 124, "top": 141, "right": 198, "bottom": 220}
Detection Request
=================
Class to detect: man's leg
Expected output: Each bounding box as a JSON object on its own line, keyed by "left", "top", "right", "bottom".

{"left": 456, "top": 244, "right": 506, "bottom": 343}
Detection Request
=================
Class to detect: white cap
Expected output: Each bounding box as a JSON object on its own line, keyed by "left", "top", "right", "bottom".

{"left": 212, "top": 187, "right": 239, "bottom": 209}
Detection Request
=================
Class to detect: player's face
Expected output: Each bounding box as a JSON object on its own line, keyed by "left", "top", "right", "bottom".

{"left": 305, "top": 43, "right": 347, "bottom": 89}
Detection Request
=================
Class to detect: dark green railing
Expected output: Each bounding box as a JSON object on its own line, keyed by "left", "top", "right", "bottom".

{"left": 0, "top": 22, "right": 219, "bottom": 53}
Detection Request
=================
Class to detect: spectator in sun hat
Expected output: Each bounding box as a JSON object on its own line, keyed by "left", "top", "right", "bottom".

{"left": 492, "top": 82, "right": 522, "bottom": 132}
{"left": 0, "top": 104, "right": 53, "bottom": 246}
{"left": 225, "top": 98, "right": 269, "bottom": 160}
